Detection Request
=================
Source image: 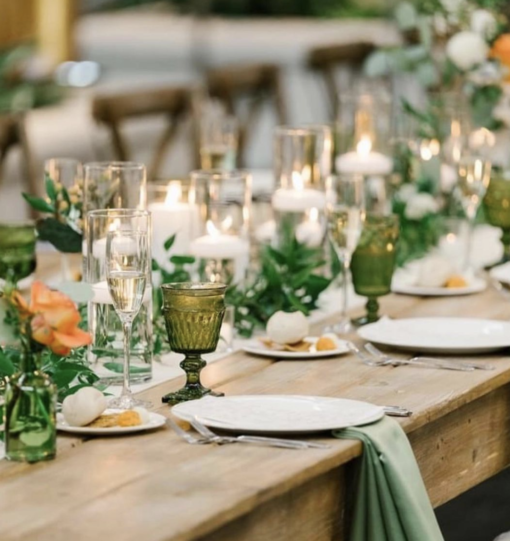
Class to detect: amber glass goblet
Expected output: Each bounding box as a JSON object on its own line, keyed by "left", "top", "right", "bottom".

{"left": 161, "top": 282, "right": 226, "bottom": 405}
{"left": 483, "top": 175, "right": 510, "bottom": 265}
{"left": 350, "top": 214, "right": 399, "bottom": 326}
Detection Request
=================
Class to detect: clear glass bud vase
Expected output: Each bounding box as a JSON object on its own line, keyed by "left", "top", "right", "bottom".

{"left": 4, "top": 352, "right": 57, "bottom": 463}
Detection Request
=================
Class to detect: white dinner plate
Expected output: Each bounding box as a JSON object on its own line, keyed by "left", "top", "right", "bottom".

{"left": 243, "top": 336, "right": 350, "bottom": 360}
{"left": 490, "top": 262, "right": 510, "bottom": 285}
{"left": 172, "top": 395, "right": 384, "bottom": 434}
{"left": 57, "top": 410, "right": 166, "bottom": 436}
{"left": 392, "top": 271, "right": 486, "bottom": 297}
{"left": 358, "top": 317, "right": 510, "bottom": 354}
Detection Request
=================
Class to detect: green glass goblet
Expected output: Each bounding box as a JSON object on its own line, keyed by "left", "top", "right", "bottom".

{"left": 483, "top": 175, "right": 510, "bottom": 265}
{"left": 0, "top": 222, "right": 36, "bottom": 284}
{"left": 350, "top": 214, "right": 399, "bottom": 326}
{"left": 161, "top": 282, "right": 226, "bottom": 405}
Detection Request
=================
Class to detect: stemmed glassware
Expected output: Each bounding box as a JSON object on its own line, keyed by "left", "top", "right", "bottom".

{"left": 351, "top": 214, "right": 399, "bottom": 325}
{"left": 106, "top": 226, "right": 151, "bottom": 409}
{"left": 456, "top": 155, "right": 492, "bottom": 272}
{"left": 325, "top": 173, "right": 365, "bottom": 334}
{"left": 484, "top": 173, "right": 510, "bottom": 266}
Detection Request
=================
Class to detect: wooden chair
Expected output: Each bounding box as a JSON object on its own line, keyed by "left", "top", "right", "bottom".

{"left": 92, "top": 86, "right": 197, "bottom": 180}
{"left": 0, "top": 113, "right": 37, "bottom": 216}
{"left": 307, "top": 42, "right": 376, "bottom": 119}
{"left": 205, "top": 63, "right": 287, "bottom": 166}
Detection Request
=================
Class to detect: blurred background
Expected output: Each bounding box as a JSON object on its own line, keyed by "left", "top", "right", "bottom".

{"left": 0, "top": 0, "right": 399, "bottom": 218}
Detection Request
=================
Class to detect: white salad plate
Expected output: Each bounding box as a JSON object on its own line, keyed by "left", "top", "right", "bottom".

{"left": 242, "top": 336, "right": 350, "bottom": 360}
{"left": 57, "top": 410, "right": 166, "bottom": 435}
{"left": 357, "top": 317, "right": 510, "bottom": 354}
{"left": 172, "top": 395, "right": 384, "bottom": 434}
{"left": 391, "top": 270, "right": 486, "bottom": 297}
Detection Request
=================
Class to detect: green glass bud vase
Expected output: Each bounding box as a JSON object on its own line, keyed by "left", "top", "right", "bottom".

{"left": 0, "top": 222, "right": 37, "bottom": 284}
{"left": 351, "top": 214, "right": 399, "bottom": 326}
{"left": 4, "top": 351, "right": 57, "bottom": 463}
{"left": 483, "top": 175, "right": 510, "bottom": 266}
{"left": 161, "top": 282, "right": 226, "bottom": 405}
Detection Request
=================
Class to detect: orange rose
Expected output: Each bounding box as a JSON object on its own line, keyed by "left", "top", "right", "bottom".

{"left": 13, "top": 281, "right": 91, "bottom": 356}
{"left": 491, "top": 34, "right": 510, "bottom": 81}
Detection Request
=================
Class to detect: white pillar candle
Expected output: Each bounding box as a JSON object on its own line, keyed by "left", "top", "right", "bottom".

{"left": 190, "top": 234, "right": 249, "bottom": 260}
{"left": 336, "top": 136, "right": 392, "bottom": 176}
{"left": 91, "top": 236, "right": 137, "bottom": 259}
{"left": 148, "top": 182, "right": 200, "bottom": 267}
{"left": 272, "top": 171, "right": 326, "bottom": 212}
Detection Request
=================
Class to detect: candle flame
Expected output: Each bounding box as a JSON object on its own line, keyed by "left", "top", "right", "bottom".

{"left": 222, "top": 215, "right": 233, "bottom": 231}
{"left": 309, "top": 207, "right": 319, "bottom": 222}
{"left": 164, "top": 181, "right": 182, "bottom": 206}
{"left": 108, "top": 218, "right": 121, "bottom": 232}
{"left": 420, "top": 139, "right": 440, "bottom": 161}
{"left": 292, "top": 171, "right": 304, "bottom": 191}
{"left": 356, "top": 136, "right": 372, "bottom": 157}
{"left": 206, "top": 220, "right": 219, "bottom": 236}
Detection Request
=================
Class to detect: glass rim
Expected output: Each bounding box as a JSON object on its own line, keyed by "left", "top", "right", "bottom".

{"left": 161, "top": 282, "right": 227, "bottom": 292}
{"left": 0, "top": 220, "right": 36, "bottom": 228}
{"left": 87, "top": 209, "right": 150, "bottom": 218}
{"left": 274, "top": 124, "right": 331, "bottom": 137}
{"left": 83, "top": 161, "right": 146, "bottom": 171}
{"left": 190, "top": 169, "right": 249, "bottom": 181}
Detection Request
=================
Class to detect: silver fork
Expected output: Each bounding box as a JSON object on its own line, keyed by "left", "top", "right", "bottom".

{"left": 165, "top": 416, "right": 211, "bottom": 445}
{"left": 189, "top": 417, "right": 331, "bottom": 449}
{"left": 365, "top": 343, "right": 494, "bottom": 371}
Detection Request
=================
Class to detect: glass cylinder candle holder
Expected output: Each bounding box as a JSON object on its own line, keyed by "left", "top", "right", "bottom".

{"left": 83, "top": 162, "right": 147, "bottom": 215}
{"left": 161, "top": 282, "right": 226, "bottom": 405}
{"left": 336, "top": 92, "right": 393, "bottom": 176}
{"left": 147, "top": 180, "right": 201, "bottom": 269}
{"left": 199, "top": 105, "right": 239, "bottom": 171}
{"left": 0, "top": 221, "right": 37, "bottom": 286}
{"left": 189, "top": 170, "right": 251, "bottom": 285}
{"left": 272, "top": 125, "right": 332, "bottom": 249}
{"left": 85, "top": 209, "right": 153, "bottom": 384}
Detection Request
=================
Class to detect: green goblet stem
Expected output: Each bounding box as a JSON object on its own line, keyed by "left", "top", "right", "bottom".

{"left": 501, "top": 229, "right": 510, "bottom": 263}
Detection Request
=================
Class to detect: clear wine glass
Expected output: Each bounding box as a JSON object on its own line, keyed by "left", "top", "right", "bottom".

{"left": 106, "top": 229, "right": 151, "bottom": 409}
{"left": 456, "top": 155, "right": 492, "bottom": 272}
{"left": 326, "top": 173, "right": 366, "bottom": 334}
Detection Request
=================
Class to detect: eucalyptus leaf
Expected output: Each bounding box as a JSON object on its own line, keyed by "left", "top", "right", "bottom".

{"left": 395, "top": 1, "right": 418, "bottom": 29}
{"left": 45, "top": 174, "right": 57, "bottom": 202}
{"left": 365, "top": 50, "right": 392, "bottom": 78}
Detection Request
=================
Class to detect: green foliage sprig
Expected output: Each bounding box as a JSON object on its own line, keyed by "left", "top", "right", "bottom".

{"left": 226, "top": 239, "right": 332, "bottom": 338}
{"left": 23, "top": 174, "right": 83, "bottom": 253}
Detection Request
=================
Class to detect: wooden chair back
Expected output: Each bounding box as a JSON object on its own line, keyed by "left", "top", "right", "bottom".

{"left": 307, "top": 42, "right": 376, "bottom": 119}
{"left": 205, "top": 63, "right": 286, "bottom": 166}
{"left": 0, "top": 113, "right": 37, "bottom": 216}
{"left": 92, "top": 86, "right": 197, "bottom": 180}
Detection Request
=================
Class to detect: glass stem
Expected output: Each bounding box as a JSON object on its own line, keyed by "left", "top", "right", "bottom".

{"left": 341, "top": 254, "right": 351, "bottom": 321}
{"left": 463, "top": 217, "right": 475, "bottom": 273}
{"left": 121, "top": 318, "right": 133, "bottom": 398}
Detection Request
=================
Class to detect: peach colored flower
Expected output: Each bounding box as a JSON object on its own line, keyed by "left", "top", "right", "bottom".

{"left": 12, "top": 281, "right": 91, "bottom": 356}
{"left": 491, "top": 34, "right": 510, "bottom": 81}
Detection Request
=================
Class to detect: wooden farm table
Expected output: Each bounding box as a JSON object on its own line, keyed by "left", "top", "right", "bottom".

{"left": 1, "top": 254, "right": 510, "bottom": 540}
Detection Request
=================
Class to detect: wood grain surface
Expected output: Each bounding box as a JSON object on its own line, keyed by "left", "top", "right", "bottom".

{"left": 2, "top": 255, "right": 510, "bottom": 540}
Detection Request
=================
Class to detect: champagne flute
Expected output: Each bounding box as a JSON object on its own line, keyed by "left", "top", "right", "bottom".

{"left": 456, "top": 156, "right": 491, "bottom": 272}
{"left": 106, "top": 230, "right": 151, "bottom": 409}
{"left": 326, "top": 174, "right": 365, "bottom": 334}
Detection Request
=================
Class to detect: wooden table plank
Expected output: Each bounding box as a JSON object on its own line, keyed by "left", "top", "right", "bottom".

{"left": 2, "top": 258, "right": 510, "bottom": 540}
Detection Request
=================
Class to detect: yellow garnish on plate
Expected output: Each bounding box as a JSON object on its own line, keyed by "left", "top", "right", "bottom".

{"left": 445, "top": 275, "right": 468, "bottom": 288}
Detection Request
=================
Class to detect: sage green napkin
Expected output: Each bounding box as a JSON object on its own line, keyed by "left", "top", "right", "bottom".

{"left": 334, "top": 417, "right": 444, "bottom": 541}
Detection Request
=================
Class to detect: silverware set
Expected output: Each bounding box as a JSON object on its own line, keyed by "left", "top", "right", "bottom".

{"left": 348, "top": 341, "right": 494, "bottom": 372}
{"left": 166, "top": 416, "right": 331, "bottom": 449}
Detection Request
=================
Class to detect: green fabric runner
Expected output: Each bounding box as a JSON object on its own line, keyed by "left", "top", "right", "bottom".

{"left": 334, "top": 417, "right": 444, "bottom": 541}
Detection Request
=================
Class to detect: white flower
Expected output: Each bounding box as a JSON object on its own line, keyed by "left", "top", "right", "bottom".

{"left": 471, "top": 9, "right": 497, "bottom": 39}
{"left": 397, "top": 184, "right": 418, "bottom": 203}
{"left": 446, "top": 31, "right": 489, "bottom": 71}
{"left": 440, "top": 164, "right": 457, "bottom": 193}
{"left": 404, "top": 193, "right": 438, "bottom": 220}
{"left": 440, "top": 0, "right": 464, "bottom": 14}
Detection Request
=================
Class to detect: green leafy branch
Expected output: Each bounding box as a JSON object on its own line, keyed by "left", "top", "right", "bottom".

{"left": 226, "top": 239, "right": 332, "bottom": 338}
{"left": 23, "top": 174, "right": 83, "bottom": 253}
